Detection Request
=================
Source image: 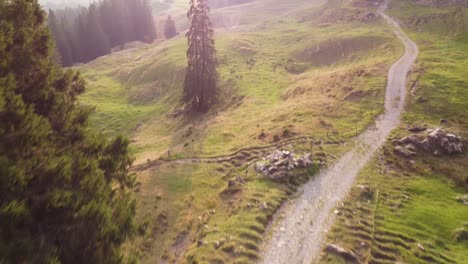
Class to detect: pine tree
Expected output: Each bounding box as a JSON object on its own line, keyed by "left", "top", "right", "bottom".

{"left": 134, "top": 0, "right": 157, "bottom": 43}
{"left": 0, "top": 1, "right": 136, "bottom": 262}
{"left": 45, "top": 0, "right": 156, "bottom": 65}
{"left": 184, "top": 0, "right": 218, "bottom": 112}
{"left": 164, "top": 15, "right": 177, "bottom": 39}
{"left": 86, "top": 3, "right": 111, "bottom": 60}
{"left": 48, "top": 10, "right": 73, "bottom": 66}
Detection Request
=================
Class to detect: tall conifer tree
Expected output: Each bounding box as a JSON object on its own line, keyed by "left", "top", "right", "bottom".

{"left": 184, "top": 0, "right": 218, "bottom": 111}
{"left": 0, "top": 1, "right": 136, "bottom": 262}
{"left": 48, "top": 10, "right": 73, "bottom": 65}
{"left": 164, "top": 15, "right": 177, "bottom": 39}
{"left": 87, "top": 3, "right": 110, "bottom": 60}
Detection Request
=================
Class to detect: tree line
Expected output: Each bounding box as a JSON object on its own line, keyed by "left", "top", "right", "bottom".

{"left": 48, "top": 0, "right": 156, "bottom": 66}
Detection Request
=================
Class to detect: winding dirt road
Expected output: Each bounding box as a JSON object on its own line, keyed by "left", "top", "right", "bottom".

{"left": 259, "top": 1, "right": 419, "bottom": 263}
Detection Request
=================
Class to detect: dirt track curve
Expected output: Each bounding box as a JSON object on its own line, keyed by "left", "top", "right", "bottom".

{"left": 259, "top": 1, "right": 419, "bottom": 263}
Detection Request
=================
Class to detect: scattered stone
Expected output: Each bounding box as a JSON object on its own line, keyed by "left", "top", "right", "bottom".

{"left": 356, "top": 184, "right": 373, "bottom": 199}
{"left": 401, "top": 135, "right": 423, "bottom": 145}
{"left": 259, "top": 202, "right": 268, "bottom": 210}
{"left": 417, "top": 243, "right": 425, "bottom": 251}
{"left": 453, "top": 227, "right": 468, "bottom": 242}
{"left": 405, "top": 144, "right": 418, "bottom": 152}
{"left": 202, "top": 213, "right": 210, "bottom": 223}
{"left": 255, "top": 149, "right": 313, "bottom": 180}
{"left": 325, "top": 244, "right": 359, "bottom": 262}
{"left": 425, "top": 128, "right": 464, "bottom": 154}
{"left": 416, "top": 96, "right": 428, "bottom": 103}
{"left": 396, "top": 128, "right": 464, "bottom": 156}
{"left": 214, "top": 239, "right": 226, "bottom": 249}
{"left": 394, "top": 146, "right": 416, "bottom": 158}
{"left": 456, "top": 194, "right": 468, "bottom": 206}
{"left": 408, "top": 125, "right": 426, "bottom": 133}
{"left": 235, "top": 176, "right": 246, "bottom": 184}
{"left": 228, "top": 180, "right": 236, "bottom": 188}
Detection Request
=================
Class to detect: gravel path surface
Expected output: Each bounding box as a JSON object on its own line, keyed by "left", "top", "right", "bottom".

{"left": 259, "top": 1, "right": 418, "bottom": 263}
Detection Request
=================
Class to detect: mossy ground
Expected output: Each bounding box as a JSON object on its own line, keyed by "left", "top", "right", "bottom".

{"left": 322, "top": 0, "right": 468, "bottom": 263}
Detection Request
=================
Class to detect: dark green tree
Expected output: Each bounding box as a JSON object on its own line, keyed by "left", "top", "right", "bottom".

{"left": 164, "top": 15, "right": 177, "bottom": 39}
{"left": 184, "top": 0, "right": 218, "bottom": 112}
{"left": 140, "top": 0, "right": 157, "bottom": 42}
{"left": 48, "top": 10, "right": 73, "bottom": 65}
{"left": 47, "top": 0, "right": 156, "bottom": 65}
{"left": 0, "top": 0, "right": 136, "bottom": 263}
{"left": 86, "top": 3, "right": 111, "bottom": 60}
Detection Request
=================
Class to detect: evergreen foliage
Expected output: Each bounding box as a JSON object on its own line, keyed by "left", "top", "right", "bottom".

{"left": 47, "top": 0, "right": 156, "bottom": 66}
{"left": 164, "top": 15, "right": 178, "bottom": 39}
{"left": 184, "top": 0, "right": 218, "bottom": 112}
{"left": 0, "top": 0, "right": 136, "bottom": 262}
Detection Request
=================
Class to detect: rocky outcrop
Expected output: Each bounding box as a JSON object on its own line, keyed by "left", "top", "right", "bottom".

{"left": 395, "top": 128, "right": 464, "bottom": 156}
{"left": 255, "top": 150, "right": 313, "bottom": 180}
{"left": 426, "top": 128, "right": 464, "bottom": 154}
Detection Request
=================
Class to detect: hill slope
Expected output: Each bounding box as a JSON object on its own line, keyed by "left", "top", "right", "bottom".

{"left": 74, "top": 0, "right": 468, "bottom": 263}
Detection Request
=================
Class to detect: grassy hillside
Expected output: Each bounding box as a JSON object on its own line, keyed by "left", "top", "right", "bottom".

{"left": 77, "top": 0, "right": 410, "bottom": 263}
{"left": 322, "top": 0, "right": 468, "bottom": 263}
{"left": 80, "top": 0, "right": 402, "bottom": 165}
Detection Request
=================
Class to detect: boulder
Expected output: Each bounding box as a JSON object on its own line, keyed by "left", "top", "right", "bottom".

{"left": 325, "top": 244, "right": 359, "bottom": 262}
{"left": 401, "top": 135, "right": 423, "bottom": 145}
{"left": 235, "top": 176, "right": 246, "bottom": 184}
{"left": 405, "top": 144, "right": 417, "bottom": 152}
{"left": 394, "top": 146, "right": 416, "bottom": 158}
{"left": 397, "top": 128, "right": 464, "bottom": 156}
{"left": 228, "top": 180, "right": 236, "bottom": 188}
{"left": 416, "top": 96, "right": 428, "bottom": 103}
{"left": 408, "top": 125, "right": 426, "bottom": 133}
{"left": 456, "top": 194, "right": 468, "bottom": 206}
{"left": 427, "top": 128, "right": 464, "bottom": 154}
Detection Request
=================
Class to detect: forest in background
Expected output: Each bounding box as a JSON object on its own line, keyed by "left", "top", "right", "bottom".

{"left": 48, "top": 0, "right": 156, "bottom": 66}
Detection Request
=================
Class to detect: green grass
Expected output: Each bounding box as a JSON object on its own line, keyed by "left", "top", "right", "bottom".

{"left": 323, "top": 145, "right": 468, "bottom": 264}
{"left": 80, "top": 1, "right": 402, "bottom": 165}
{"left": 322, "top": 1, "right": 468, "bottom": 263}
{"left": 76, "top": 0, "right": 416, "bottom": 263}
